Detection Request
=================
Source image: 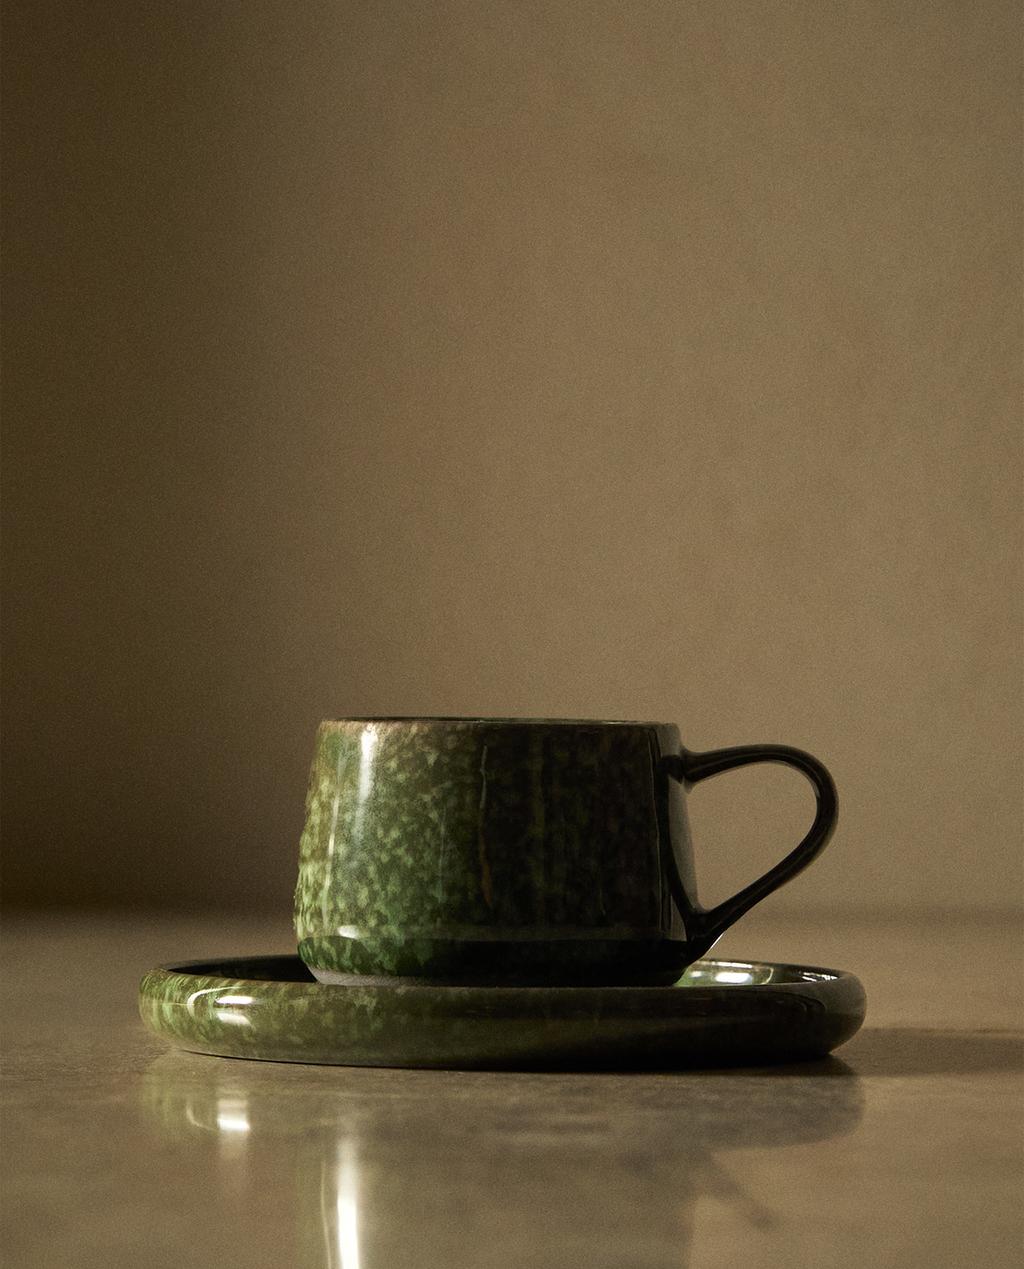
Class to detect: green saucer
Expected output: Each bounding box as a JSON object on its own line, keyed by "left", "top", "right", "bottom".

{"left": 139, "top": 955, "right": 865, "bottom": 1070}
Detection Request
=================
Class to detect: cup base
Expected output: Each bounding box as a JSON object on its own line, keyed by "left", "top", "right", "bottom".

{"left": 297, "top": 934, "right": 693, "bottom": 987}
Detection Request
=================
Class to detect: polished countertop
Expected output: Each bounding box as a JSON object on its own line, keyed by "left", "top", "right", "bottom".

{"left": 2, "top": 911, "right": 1021, "bottom": 1268}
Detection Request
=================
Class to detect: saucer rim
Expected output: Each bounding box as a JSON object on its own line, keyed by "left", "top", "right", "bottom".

{"left": 150, "top": 952, "right": 854, "bottom": 994}
{"left": 139, "top": 952, "right": 866, "bottom": 1070}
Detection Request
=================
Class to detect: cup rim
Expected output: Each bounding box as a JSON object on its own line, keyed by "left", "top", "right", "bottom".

{"left": 317, "top": 717, "right": 672, "bottom": 728}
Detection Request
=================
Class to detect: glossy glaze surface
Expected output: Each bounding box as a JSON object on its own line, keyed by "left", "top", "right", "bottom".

{"left": 139, "top": 954, "right": 865, "bottom": 1068}
{"left": 295, "top": 718, "right": 838, "bottom": 984}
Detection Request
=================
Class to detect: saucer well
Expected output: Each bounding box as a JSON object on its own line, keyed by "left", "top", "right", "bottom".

{"left": 139, "top": 955, "right": 865, "bottom": 1069}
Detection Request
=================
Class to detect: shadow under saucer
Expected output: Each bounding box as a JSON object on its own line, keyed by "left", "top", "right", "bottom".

{"left": 835, "top": 1027, "right": 1023, "bottom": 1077}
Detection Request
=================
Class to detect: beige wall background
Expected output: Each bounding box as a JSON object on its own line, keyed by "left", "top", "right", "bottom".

{"left": 3, "top": 1, "right": 1020, "bottom": 915}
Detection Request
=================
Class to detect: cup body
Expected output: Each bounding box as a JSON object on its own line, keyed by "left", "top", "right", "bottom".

{"left": 295, "top": 718, "right": 699, "bottom": 986}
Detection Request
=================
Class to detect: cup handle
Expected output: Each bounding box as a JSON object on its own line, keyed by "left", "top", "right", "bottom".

{"left": 664, "top": 744, "right": 839, "bottom": 952}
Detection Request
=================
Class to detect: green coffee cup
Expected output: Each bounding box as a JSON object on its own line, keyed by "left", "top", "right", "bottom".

{"left": 294, "top": 717, "right": 837, "bottom": 986}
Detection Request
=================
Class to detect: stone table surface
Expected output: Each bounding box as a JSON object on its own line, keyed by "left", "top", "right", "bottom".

{"left": 2, "top": 911, "right": 1021, "bottom": 1268}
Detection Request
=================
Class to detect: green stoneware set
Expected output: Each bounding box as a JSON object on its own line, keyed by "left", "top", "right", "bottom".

{"left": 140, "top": 718, "right": 865, "bottom": 1068}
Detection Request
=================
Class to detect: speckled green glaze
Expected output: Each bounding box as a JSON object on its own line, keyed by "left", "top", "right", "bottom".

{"left": 138, "top": 955, "right": 866, "bottom": 1069}
{"left": 295, "top": 719, "right": 689, "bottom": 985}
{"left": 294, "top": 718, "right": 839, "bottom": 987}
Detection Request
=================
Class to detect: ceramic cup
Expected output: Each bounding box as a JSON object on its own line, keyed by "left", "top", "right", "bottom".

{"left": 294, "top": 718, "right": 838, "bottom": 986}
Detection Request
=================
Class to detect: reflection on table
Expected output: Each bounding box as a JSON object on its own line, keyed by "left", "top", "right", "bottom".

{"left": 140, "top": 1054, "right": 863, "bottom": 1269}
